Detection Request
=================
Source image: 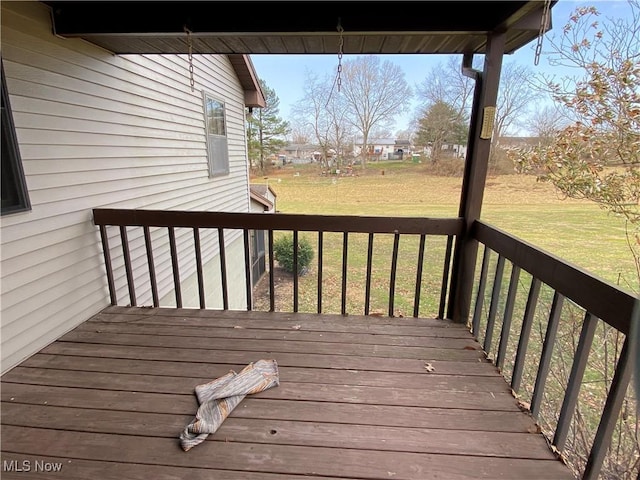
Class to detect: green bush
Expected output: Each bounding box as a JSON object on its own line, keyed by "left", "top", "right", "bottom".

{"left": 273, "top": 234, "right": 314, "bottom": 275}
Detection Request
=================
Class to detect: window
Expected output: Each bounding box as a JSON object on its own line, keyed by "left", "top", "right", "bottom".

{"left": 203, "top": 92, "right": 229, "bottom": 177}
{"left": 1, "top": 62, "right": 30, "bottom": 215}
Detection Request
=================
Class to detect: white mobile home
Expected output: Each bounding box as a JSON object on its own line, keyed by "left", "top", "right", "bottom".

{"left": 0, "top": 1, "right": 265, "bottom": 373}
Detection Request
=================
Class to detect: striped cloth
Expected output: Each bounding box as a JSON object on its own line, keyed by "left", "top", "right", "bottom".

{"left": 180, "top": 359, "right": 279, "bottom": 451}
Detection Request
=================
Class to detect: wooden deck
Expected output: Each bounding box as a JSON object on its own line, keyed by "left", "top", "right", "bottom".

{"left": 1, "top": 306, "right": 574, "bottom": 479}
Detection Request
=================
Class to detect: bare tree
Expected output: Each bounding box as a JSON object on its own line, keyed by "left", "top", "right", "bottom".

{"left": 291, "top": 70, "right": 354, "bottom": 170}
{"left": 339, "top": 56, "right": 413, "bottom": 167}
{"left": 525, "top": 104, "right": 568, "bottom": 146}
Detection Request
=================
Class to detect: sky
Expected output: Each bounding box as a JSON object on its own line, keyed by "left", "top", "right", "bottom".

{"left": 249, "top": 0, "right": 633, "bottom": 135}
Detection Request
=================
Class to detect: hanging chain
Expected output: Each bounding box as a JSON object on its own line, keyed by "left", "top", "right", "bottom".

{"left": 326, "top": 19, "right": 344, "bottom": 108}
{"left": 185, "top": 26, "right": 195, "bottom": 91}
{"left": 534, "top": 0, "right": 552, "bottom": 66}
{"left": 336, "top": 20, "right": 344, "bottom": 92}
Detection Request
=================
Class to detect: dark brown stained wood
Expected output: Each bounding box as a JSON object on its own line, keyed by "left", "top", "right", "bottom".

{"left": 341, "top": 231, "right": 348, "bottom": 315}
{"left": 1, "top": 385, "right": 536, "bottom": 432}
{"left": 0, "top": 427, "right": 574, "bottom": 479}
{"left": 389, "top": 232, "right": 400, "bottom": 316}
{"left": 438, "top": 234, "right": 454, "bottom": 319}
{"left": 0, "top": 453, "right": 337, "bottom": 480}
{"left": 496, "top": 264, "right": 520, "bottom": 369}
{"left": 167, "top": 226, "right": 182, "bottom": 308}
{"left": 1, "top": 404, "right": 556, "bottom": 460}
{"left": 531, "top": 292, "right": 564, "bottom": 419}
{"left": 119, "top": 225, "right": 136, "bottom": 306}
{"left": 413, "top": 233, "right": 426, "bottom": 317}
{"left": 317, "top": 231, "right": 323, "bottom": 313}
{"left": 365, "top": 232, "right": 374, "bottom": 315}
{"left": 473, "top": 221, "right": 635, "bottom": 335}
{"left": 293, "top": 230, "right": 299, "bottom": 312}
{"left": 218, "top": 227, "right": 229, "bottom": 310}
{"left": 55, "top": 330, "right": 484, "bottom": 361}
{"left": 87, "top": 314, "right": 473, "bottom": 337}
{"left": 1, "top": 307, "right": 572, "bottom": 479}
{"left": 17, "top": 357, "right": 505, "bottom": 391}
{"left": 268, "top": 230, "right": 275, "bottom": 312}
{"left": 93, "top": 208, "right": 464, "bottom": 235}
{"left": 484, "top": 254, "right": 506, "bottom": 354}
{"left": 511, "top": 277, "right": 541, "bottom": 393}
{"left": 98, "top": 224, "right": 117, "bottom": 305}
{"left": 143, "top": 225, "right": 159, "bottom": 307}
{"left": 193, "top": 227, "right": 205, "bottom": 309}
{"left": 243, "top": 228, "right": 252, "bottom": 311}
{"left": 3, "top": 368, "right": 514, "bottom": 409}
{"left": 37, "top": 344, "right": 497, "bottom": 375}
{"left": 75, "top": 321, "right": 476, "bottom": 346}
{"left": 98, "top": 305, "right": 468, "bottom": 328}
{"left": 472, "top": 245, "right": 491, "bottom": 337}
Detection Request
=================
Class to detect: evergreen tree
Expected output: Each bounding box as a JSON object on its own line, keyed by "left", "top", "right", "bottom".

{"left": 247, "top": 80, "right": 290, "bottom": 173}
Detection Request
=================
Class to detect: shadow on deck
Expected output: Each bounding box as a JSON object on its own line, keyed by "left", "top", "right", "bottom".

{"left": 1, "top": 306, "right": 573, "bottom": 479}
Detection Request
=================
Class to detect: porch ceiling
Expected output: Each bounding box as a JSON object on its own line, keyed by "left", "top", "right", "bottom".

{"left": 46, "top": 1, "right": 556, "bottom": 55}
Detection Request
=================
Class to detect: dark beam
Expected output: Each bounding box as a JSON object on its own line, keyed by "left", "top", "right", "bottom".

{"left": 448, "top": 31, "right": 505, "bottom": 323}
{"left": 48, "top": 1, "right": 528, "bottom": 35}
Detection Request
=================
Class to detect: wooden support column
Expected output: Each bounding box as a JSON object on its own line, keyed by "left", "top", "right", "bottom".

{"left": 448, "top": 31, "right": 506, "bottom": 324}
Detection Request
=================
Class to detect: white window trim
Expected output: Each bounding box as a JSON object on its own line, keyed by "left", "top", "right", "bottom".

{"left": 202, "top": 91, "right": 229, "bottom": 178}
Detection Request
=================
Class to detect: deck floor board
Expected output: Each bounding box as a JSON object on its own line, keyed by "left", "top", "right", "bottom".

{"left": 1, "top": 307, "right": 574, "bottom": 479}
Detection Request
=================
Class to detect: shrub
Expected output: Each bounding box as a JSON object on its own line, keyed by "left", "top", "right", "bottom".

{"left": 273, "top": 234, "right": 314, "bottom": 275}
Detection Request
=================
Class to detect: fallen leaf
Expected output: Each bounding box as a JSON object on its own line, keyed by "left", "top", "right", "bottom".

{"left": 464, "top": 345, "right": 479, "bottom": 350}
{"left": 423, "top": 363, "right": 435, "bottom": 372}
{"left": 517, "top": 400, "right": 531, "bottom": 411}
{"left": 291, "top": 325, "right": 301, "bottom": 330}
{"left": 233, "top": 326, "right": 244, "bottom": 329}
{"left": 527, "top": 424, "right": 542, "bottom": 434}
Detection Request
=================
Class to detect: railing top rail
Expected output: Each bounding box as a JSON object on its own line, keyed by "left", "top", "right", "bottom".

{"left": 473, "top": 220, "right": 636, "bottom": 335}
{"left": 93, "top": 208, "right": 464, "bottom": 236}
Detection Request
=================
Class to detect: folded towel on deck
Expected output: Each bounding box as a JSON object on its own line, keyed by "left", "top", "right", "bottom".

{"left": 180, "top": 359, "right": 279, "bottom": 451}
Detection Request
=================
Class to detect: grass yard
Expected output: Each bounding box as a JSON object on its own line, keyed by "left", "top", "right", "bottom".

{"left": 256, "top": 161, "right": 637, "bottom": 292}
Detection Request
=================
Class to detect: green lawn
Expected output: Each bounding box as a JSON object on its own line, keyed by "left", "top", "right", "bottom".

{"left": 259, "top": 161, "right": 637, "bottom": 292}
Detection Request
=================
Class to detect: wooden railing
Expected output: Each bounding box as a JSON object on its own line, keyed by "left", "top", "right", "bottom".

{"left": 470, "top": 220, "right": 637, "bottom": 480}
{"left": 92, "top": 208, "right": 463, "bottom": 317}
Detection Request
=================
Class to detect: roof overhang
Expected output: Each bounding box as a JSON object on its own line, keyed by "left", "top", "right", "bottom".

{"left": 45, "top": 1, "right": 556, "bottom": 55}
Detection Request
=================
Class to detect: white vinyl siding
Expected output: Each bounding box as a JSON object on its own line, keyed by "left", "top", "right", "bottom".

{"left": 0, "top": 2, "right": 253, "bottom": 373}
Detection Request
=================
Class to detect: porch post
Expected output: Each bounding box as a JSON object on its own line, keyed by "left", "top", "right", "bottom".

{"left": 448, "top": 31, "right": 505, "bottom": 324}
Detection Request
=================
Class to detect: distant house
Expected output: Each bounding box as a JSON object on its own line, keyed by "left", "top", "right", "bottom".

{"left": 0, "top": 1, "right": 265, "bottom": 373}
{"left": 353, "top": 138, "right": 398, "bottom": 160}
{"left": 249, "top": 184, "right": 277, "bottom": 286}
{"left": 283, "top": 143, "right": 317, "bottom": 163}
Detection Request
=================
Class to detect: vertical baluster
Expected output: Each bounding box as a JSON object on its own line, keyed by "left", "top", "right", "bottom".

{"left": 496, "top": 264, "right": 521, "bottom": 369}
{"left": 583, "top": 337, "right": 633, "bottom": 480}
{"left": 364, "top": 233, "right": 374, "bottom": 315}
{"left": 193, "top": 228, "right": 205, "bottom": 309}
{"left": 388, "top": 232, "right": 400, "bottom": 317}
{"left": 438, "top": 235, "right": 454, "bottom": 319}
{"left": 293, "top": 230, "right": 299, "bottom": 313}
{"left": 413, "top": 234, "right": 426, "bottom": 318}
{"left": 143, "top": 226, "right": 159, "bottom": 307}
{"left": 511, "top": 277, "right": 541, "bottom": 393}
{"left": 218, "top": 228, "right": 229, "bottom": 310}
{"left": 99, "top": 225, "right": 117, "bottom": 305}
{"left": 471, "top": 246, "right": 491, "bottom": 337}
{"left": 341, "top": 232, "right": 348, "bottom": 316}
{"left": 484, "top": 255, "right": 506, "bottom": 355}
{"left": 120, "top": 226, "right": 137, "bottom": 307}
{"left": 168, "top": 227, "right": 182, "bottom": 308}
{"left": 268, "top": 230, "right": 275, "bottom": 312}
{"left": 531, "top": 291, "right": 564, "bottom": 418}
{"left": 553, "top": 312, "right": 597, "bottom": 451}
{"left": 317, "top": 231, "right": 323, "bottom": 314}
{"left": 243, "top": 229, "right": 252, "bottom": 311}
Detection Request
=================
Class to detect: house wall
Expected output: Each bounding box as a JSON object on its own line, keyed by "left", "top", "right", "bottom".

{"left": 0, "top": 2, "right": 252, "bottom": 373}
